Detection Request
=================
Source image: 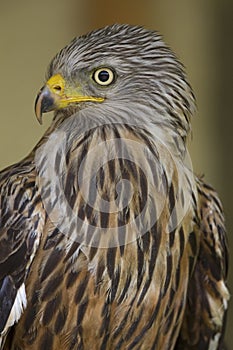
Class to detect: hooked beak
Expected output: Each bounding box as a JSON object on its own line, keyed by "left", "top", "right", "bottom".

{"left": 35, "top": 86, "right": 57, "bottom": 124}
{"left": 34, "top": 74, "right": 104, "bottom": 124}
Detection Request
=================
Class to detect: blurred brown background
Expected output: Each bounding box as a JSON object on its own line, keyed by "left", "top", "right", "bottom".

{"left": 0, "top": 0, "right": 232, "bottom": 347}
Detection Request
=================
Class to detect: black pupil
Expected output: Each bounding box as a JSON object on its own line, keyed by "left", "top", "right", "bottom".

{"left": 98, "top": 70, "right": 110, "bottom": 82}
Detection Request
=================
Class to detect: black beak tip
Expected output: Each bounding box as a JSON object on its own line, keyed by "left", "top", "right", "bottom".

{"left": 34, "top": 87, "right": 56, "bottom": 124}
{"left": 35, "top": 92, "right": 43, "bottom": 124}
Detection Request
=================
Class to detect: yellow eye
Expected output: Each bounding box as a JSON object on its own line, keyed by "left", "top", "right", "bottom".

{"left": 93, "top": 68, "right": 115, "bottom": 86}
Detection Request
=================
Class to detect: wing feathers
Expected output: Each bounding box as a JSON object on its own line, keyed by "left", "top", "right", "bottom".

{"left": 0, "top": 161, "right": 44, "bottom": 345}
{"left": 175, "top": 177, "right": 229, "bottom": 349}
{"left": 3, "top": 283, "right": 27, "bottom": 334}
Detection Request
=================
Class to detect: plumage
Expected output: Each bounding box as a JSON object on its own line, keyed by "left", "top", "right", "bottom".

{"left": 0, "top": 24, "right": 229, "bottom": 349}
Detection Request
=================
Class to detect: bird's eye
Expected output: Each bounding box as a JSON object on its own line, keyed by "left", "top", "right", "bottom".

{"left": 93, "top": 68, "right": 115, "bottom": 86}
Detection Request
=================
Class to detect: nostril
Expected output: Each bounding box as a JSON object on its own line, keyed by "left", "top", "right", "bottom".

{"left": 53, "top": 85, "right": 62, "bottom": 92}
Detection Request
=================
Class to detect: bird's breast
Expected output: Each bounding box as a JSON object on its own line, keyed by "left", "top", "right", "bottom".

{"left": 9, "top": 124, "right": 197, "bottom": 349}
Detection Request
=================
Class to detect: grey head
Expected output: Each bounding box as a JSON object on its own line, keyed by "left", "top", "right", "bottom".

{"left": 35, "top": 24, "right": 196, "bottom": 140}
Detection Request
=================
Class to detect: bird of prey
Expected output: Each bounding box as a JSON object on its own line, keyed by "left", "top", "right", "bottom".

{"left": 0, "top": 24, "right": 229, "bottom": 350}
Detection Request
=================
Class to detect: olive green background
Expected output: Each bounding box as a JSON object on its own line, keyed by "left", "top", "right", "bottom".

{"left": 0, "top": 1, "right": 232, "bottom": 347}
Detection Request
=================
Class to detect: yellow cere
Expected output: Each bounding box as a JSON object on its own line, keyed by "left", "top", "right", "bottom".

{"left": 46, "top": 74, "right": 66, "bottom": 94}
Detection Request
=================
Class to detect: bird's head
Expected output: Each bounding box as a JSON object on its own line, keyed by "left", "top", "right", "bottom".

{"left": 35, "top": 24, "right": 195, "bottom": 139}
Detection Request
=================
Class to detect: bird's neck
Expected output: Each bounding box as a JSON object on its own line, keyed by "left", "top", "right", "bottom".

{"left": 42, "top": 101, "right": 190, "bottom": 159}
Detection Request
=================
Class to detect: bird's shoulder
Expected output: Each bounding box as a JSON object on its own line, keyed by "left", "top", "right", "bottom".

{"left": 0, "top": 157, "right": 45, "bottom": 343}
{"left": 175, "top": 176, "right": 229, "bottom": 349}
{"left": 196, "top": 176, "right": 228, "bottom": 277}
